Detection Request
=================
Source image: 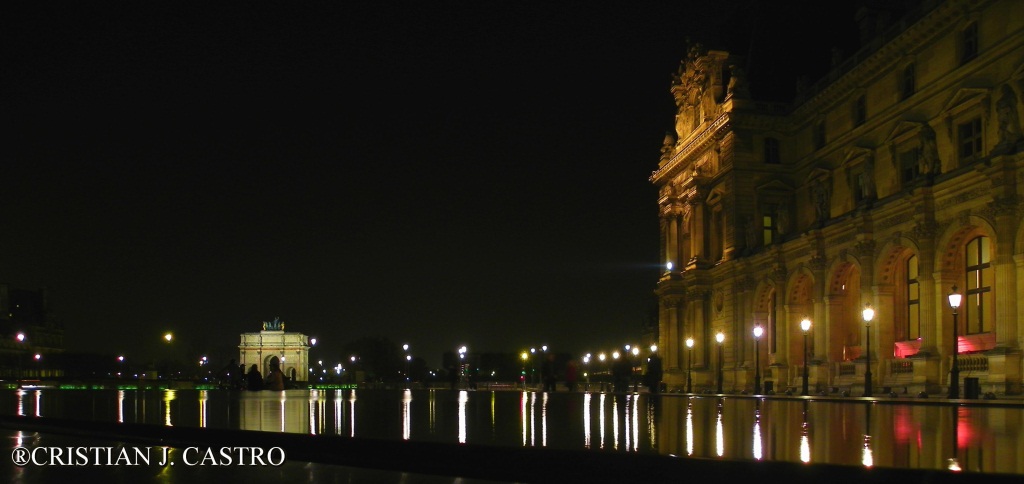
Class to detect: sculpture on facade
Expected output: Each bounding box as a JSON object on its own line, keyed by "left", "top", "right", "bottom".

{"left": 811, "top": 179, "right": 831, "bottom": 225}
{"left": 262, "top": 317, "right": 285, "bottom": 331}
{"left": 860, "top": 154, "right": 877, "bottom": 200}
{"left": 727, "top": 64, "right": 750, "bottom": 98}
{"left": 776, "top": 203, "right": 790, "bottom": 236}
{"left": 918, "top": 124, "right": 941, "bottom": 176}
{"left": 994, "top": 83, "right": 1023, "bottom": 154}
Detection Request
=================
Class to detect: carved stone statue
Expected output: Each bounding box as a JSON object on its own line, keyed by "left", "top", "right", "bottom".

{"left": 811, "top": 179, "right": 831, "bottom": 224}
{"left": 860, "top": 155, "right": 877, "bottom": 199}
{"left": 918, "top": 124, "right": 940, "bottom": 175}
{"left": 776, "top": 203, "right": 790, "bottom": 236}
{"left": 744, "top": 215, "right": 758, "bottom": 250}
{"left": 727, "top": 64, "right": 749, "bottom": 98}
{"left": 994, "top": 84, "right": 1023, "bottom": 155}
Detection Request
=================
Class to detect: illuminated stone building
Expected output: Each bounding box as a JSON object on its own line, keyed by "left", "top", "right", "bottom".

{"left": 652, "top": 0, "right": 1023, "bottom": 396}
{"left": 238, "top": 318, "right": 311, "bottom": 383}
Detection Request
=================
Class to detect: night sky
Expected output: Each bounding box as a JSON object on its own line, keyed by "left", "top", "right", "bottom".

{"left": 4, "top": 2, "right": 860, "bottom": 367}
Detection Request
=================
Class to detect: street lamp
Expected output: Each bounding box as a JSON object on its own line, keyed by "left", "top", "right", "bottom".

{"left": 862, "top": 303, "right": 875, "bottom": 397}
{"left": 800, "top": 317, "right": 812, "bottom": 395}
{"left": 520, "top": 351, "right": 529, "bottom": 388}
{"left": 715, "top": 332, "right": 725, "bottom": 394}
{"left": 948, "top": 285, "right": 962, "bottom": 399}
{"left": 685, "top": 337, "right": 694, "bottom": 393}
{"left": 753, "top": 324, "right": 763, "bottom": 395}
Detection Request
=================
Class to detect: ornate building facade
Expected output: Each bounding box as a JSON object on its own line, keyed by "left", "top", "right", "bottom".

{"left": 238, "top": 318, "right": 311, "bottom": 383}
{"left": 652, "top": 0, "right": 1024, "bottom": 396}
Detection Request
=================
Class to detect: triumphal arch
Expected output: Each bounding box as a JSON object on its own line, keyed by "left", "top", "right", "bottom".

{"left": 238, "top": 317, "right": 310, "bottom": 383}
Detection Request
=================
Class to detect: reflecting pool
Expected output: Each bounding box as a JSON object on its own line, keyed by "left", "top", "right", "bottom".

{"left": 2, "top": 388, "right": 1022, "bottom": 476}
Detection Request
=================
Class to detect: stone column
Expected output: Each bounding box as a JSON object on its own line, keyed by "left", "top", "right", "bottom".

{"left": 914, "top": 222, "right": 940, "bottom": 355}
{"left": 690, "top": 289, "right": 709, "bottom": 368}
{"left": 809, "top": 255, "right": 828, "bottom": 363}
{"left": 661, "top": 296, "right": 684, "bottom": 371}
{"left": 770, "top": 267, "right": 789, "bottom": 367}
{"left": 665, "top": 212, "right": 679, "bottom": 270}
{"left": 688, "top": 197, "right": 707, "bottom": 266}
{"left": 990, "top": 198, "right": 1019, "bottom": 348}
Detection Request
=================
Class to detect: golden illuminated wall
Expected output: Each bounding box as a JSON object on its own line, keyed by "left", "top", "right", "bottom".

{"left": 651, "top": 0, "right": 1024, "bottom": 396}
{"left": 238, "top": 329, "right": 311, "bottom": 383}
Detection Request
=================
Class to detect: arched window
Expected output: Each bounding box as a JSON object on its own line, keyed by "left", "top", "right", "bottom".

{"left": 964, "top": 236, "right": 993, "bottom": 334}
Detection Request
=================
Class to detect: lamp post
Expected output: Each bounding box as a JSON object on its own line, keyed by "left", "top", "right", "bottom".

{"left": 753, "top": 325, "right": 763, "bottom": 395}
{"left": 715, "top": 332, "right": 725, "bottom": 394}
{"left": 800, "top": 317, "right": 812, "bottom": 395}
{"left": 948, "top": 285, "right": 962, "bottom": 399}
{"left": 402, "top": 343, "right": 410, "bottom": 385}
{"left": 685, "top": 337, "right": 694, "bottom": 393}
{"left": 520, "top": 351, "right": 529, "bottom": 389}
{"left": 862, "top": 303, "right": 874, "bottom": 397}
{"left": 631, "top": 346, "right": 640, "bottom": 392}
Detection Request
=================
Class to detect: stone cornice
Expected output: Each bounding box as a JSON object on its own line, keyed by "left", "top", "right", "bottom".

{"left": 650, "top": 113, "right": 731, "bottom": 184}
{"left": 792, "top": 0, "right": 979, "bottom": 119}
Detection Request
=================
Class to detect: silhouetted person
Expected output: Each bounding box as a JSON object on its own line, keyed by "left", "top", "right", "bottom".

{"left": 218, "top": 359, "right": 237, "bottom": 389}
{"left": 565, "top": 359, "right": 578, "bottom": 392}
{"left": 612, "top": 357, "right": 631, "bottom": 393}
{"left": 236, "top": 364, "right": 246, "bottom": 389}
{"left": 645, "top": 354, "right": 663, "bottom": 394}
{"left": 542, "top": 353, "right": 557, "bottom": 392}
{"left": 246, "top": 364, "right": 264, "bottom": 391}
{"left": 449, "top": 365, "right": 460, "bottom": 390}
{"left": 265, "top": 360, "right": 285, "bottom": 391}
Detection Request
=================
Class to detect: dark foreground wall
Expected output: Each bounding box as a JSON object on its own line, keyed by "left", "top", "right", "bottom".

{"left": 0, "top": 415, "right": 1018, "bottom": 484}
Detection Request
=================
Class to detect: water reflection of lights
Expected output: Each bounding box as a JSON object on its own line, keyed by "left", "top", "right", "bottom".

{"left": 800, "top": 421, "right": 811, "bottom": 463}
{"left": 646, "top": 396, "right": 656, "bottom": 450}
{"left": 279, "top": 393, "right": 287, "bottom": 432}
{"left": 521, "top": 391, "right": 528, "bottom": 446}
{"left": 198, "top": 390, "right": 208, "bottom": 428}
{"left": 541, "top": 392, "right": 548, "bottom": 447}
{"left": 752, "top": 402, "right": 762, "bottom": 460}
{"left": 315, "top": 390, "right": 326, "bottom": 435}
{"left": 623, "top": 395, "right": 631, "bottom": 451}
{"left": 715, "top": 400, "right": 724, "bottom": 457}
{"left": 458, "top": 390, "right": 468, "bottom": 444}
{"left": 862, "top": 435, "right": 873, "bottom": 467}
{"left": 862, "top": 403, "right": 873, "bottom": 468}
{"left": 685, "top": 401, "right": 693, "bottom": 456}
{"left": 308, "top": 390, "right": 317, "bottom": 435}
{"left": 348, "top": 390, "right": 357, "bottom": 438}
{"left": 599, "top": 393, "right": 606, "bottom": 450}
{"left": 529, "top": 392, "right": 537, "bottom": 447}
{"left": 583, "top": 393, "right": 591, "bottom": 448}
{"left": 118, "top": 390, "right": 125, "bottom": 423}
{"left": 611, "top": 394, "right": 619, "bottom": 450}
{"left": 630, "top": 394, "right": 640, "bottom": 452}
{"left": 402, "top": 390, "right": 412, "bottom": 440}
{"left": 33, "top": 390, "right": 41, "bottom": 417}
{"left": 334, "top": 390, "right": 343, "bottom": 435}
{"left": 800, "top": 401, "right": 811, "bottom": 463}
{"left": 163, "top": 390, "right": 176, "bottom": 427}
{"left": 428, "top": 390, "right": 436, "bottom": 433}
{"left": 15, "top": 389, "right": 25, "bottom": 417}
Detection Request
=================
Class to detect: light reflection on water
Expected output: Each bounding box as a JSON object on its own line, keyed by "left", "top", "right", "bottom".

{"left": 3, "top": 388, "right": 1023, "bottom": 476}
